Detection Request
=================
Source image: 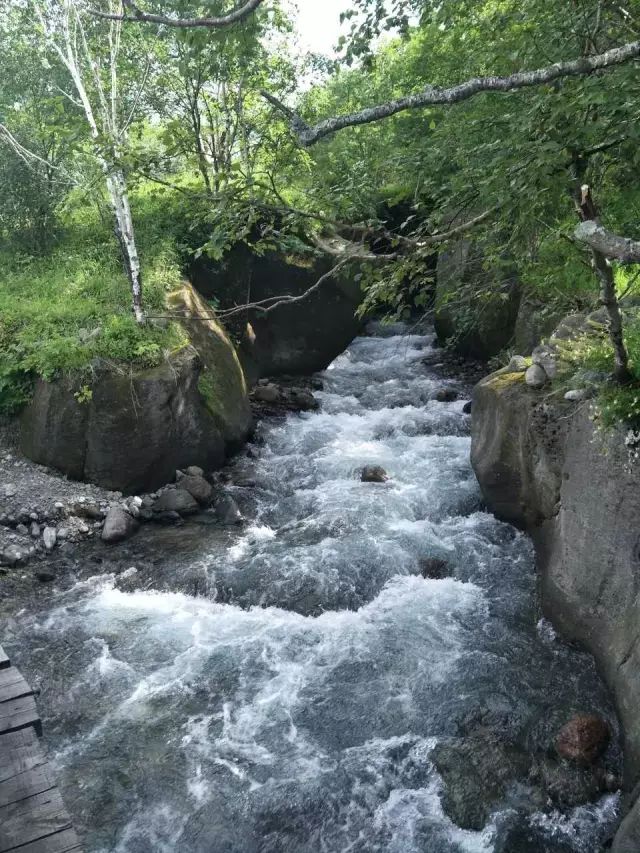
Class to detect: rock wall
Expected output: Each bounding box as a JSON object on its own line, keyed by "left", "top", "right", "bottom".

{"left": 434, "top": 238, "right": 521, "bottom": 359}
{"left": 471, "top": 367, "right": 640, "bottom": 848}
{"left": 188, "top": 246, "right": 363, "bottom": 381}
{"left": 21, "top": 284, "right": 252, "bottom": 494}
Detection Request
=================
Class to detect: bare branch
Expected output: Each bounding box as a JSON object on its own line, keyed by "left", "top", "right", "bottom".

{"left": 574, "top": 220, "right": 640, "bottom": 263}
{"left": 262, "top": 40, "right": 640, "bottom": 146}
{"left": 90, "top": 0, "right": 266, "bottom": 28}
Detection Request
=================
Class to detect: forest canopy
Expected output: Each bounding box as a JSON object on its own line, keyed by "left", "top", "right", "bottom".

{"left": 2, "top": 0, "right": 640, "bottom": 414}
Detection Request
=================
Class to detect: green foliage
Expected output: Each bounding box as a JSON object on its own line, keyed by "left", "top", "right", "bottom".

{"left": 0, "top": 201, "right": 188, "bottom": 414}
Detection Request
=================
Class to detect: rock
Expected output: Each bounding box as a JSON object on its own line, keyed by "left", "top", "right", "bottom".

{"left": 506, "top": 355, "right": 529, "bottom": 372}
{"left": 101, "top": 507, "right": 139, "bottom": 544}
{"left": 30, "top": 522, "right": 41, "bottom": 538}
{"left": 189, "top": 246, "right": 363, "bottom": 379}
{"left": 3, "top": 484, "right": 17, "bottom": 498}
{"left": 289, "top": 389, "right": 320, "bottom": 411}
{"left": 612, "top": 796, "right": 640, "bottom": 853}
{"left": 1, "top": 545, "right": 23, "bottom": 566}
{"left": 524, "top": 364, "right": 548, "bottom": 388}
{"left": 180, "top": 475, "right": 213, "bottom": 505}
{"left": 153, "top": 511, "right": 184, "bottom": 526}
{"left": 153, "top": 489, "right": 199, "bottom": 516}
{"left": 555, "top": 715, "right": 610, "bottom": 766}
{"left": 431, "top": 736, "right": 531, "bottom": 831}
{"left": 213, "top": 493, "right": 243, "bottom": 525}
{"left": 435, "top": 388, "right": 459, "bottom": 403}
{"left": 16, "top": 524, "right": 28, "bottom": 536}
{"left": 253, "top": 383, "right": 280, "bottom": 404}
{"left": 564, "top": 389, "right": 587, "bottom": 402}
{"left": 361, "top": 465, "right": 389, "bottom": 483}
{"left": 462, "top": 401, "right": 473, "bottom": 415}
{"left": 419, "top": 557, "right": 452, "bottom": 579}
{"left": 20, "top": 283, "right": 252, "bottom": 494}
{"left": 35, "top": 569, "right": 55, "bottom": 583}
{"left": 529, "top": 755, "right": 610, "bottom": 809}
{"left": 185, "top": 465, "right": 204, "bottom": 478}
{"left": 434, "top": 234, "right": 521, "bottom": 359}
{"left": 532, "top": 344, "right": 558, "bottom": 379}
{"left": 42, "top": 526, "right": 57, "bottom": 551}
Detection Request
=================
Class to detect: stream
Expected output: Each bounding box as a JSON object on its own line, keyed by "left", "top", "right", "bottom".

{"left": 4, "top": 325, "right": 621, "bottom": 852}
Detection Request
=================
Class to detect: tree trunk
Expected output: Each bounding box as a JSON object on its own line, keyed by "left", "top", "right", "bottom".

{"left": 106, "top": 167, "right": 144, "bottom": 324}
{"left": 577, "top": 185, "right": 631, "bottom": 384}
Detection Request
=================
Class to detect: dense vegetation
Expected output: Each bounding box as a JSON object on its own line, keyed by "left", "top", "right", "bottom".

{"left": 2, "top": 0, "right": 640, "bottom": 422}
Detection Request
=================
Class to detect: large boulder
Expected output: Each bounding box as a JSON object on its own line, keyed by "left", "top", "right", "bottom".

{"left": 434, "top": 237, "right": 521, "bottom": 360}
{"left": 471, "top": 320, "right": 640, "bottom": 848}
{"left": 101, "top": 507, "right": 139, "bottom": 544}
{"left": 21, "top": 283, "right": 252, "bottom": 494}
{"left": 188, "top": 246, "right": 363, "bottom": 380}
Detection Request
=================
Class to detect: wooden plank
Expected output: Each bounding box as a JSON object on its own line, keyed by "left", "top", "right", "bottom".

{"left": 0, "top": 727, "right": 45, "bottom": 783}
{"left": 0, "top": 764, "right": 58, "bottom": 808}
{"left": 0, "top": 787, "right": 73, "bottom": 852}
{"left": 0, "top": 668, "right": 35, "bottom": 704}
{"left": 0, "top": 646, "right": 9, "bottom": 669}
{"left": 0, "top": 694, "right": 42, "bottom": 737}
{"left": 4, "top": 828, "right": 82, "bottom": 853}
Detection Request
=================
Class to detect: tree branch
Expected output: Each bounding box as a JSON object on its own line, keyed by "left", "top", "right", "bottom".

{"left": 90, "top": 0, "right": 266, "bottom": 28}
{"left": 262, "top": 40, "right": 640, "bottom": 146}
{"left": 574, "top": 220, "right": 640, "bottom": 263}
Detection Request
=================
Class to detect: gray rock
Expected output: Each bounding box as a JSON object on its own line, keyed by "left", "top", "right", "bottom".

{"left": 564, "top": 389, "right": 587, "bottom": 402}
{"left": 30, "top": 522, "right": 41, "bottom": 538}
{"left": 361, "top": 465, "right": 389, "bottom": 483}
{"left": 20, "top": 284, "right": 252, "bottom": 494}
{"left": 181, "top": 475, "right": 213, "bottom": 505}
{"left": 289, "top": 389, "right": 319, "bottom": 411}
{"left": 613, "top": 797, "right": 640, "bottom": 852}
{"left": 35, "top": 569, "right": 55, "bottom": 583}
{"left": 525, "top": 364, "right": 548, "bottom": 388}
{"left": 42, "top": 526, "right": 57, "bottom": 551}
{"left": 3, "top": 484, "right": 17, "bottom": 498}
{"left": 185, "top": 465, "right": 204, "bottom": 478}
{"left": 101, "top": 507, "right": 139, "bottom": 544}
{"left": 153, "top": 489, "right": 199, "bottom": 516}
{"left": 462, "top": 400, "right": 473, "bottom": 415}
{"left": 419, "top": 557, "right": 452, "bottom": 579}
{"left": 253, "top": 383, "right": 280, "bottom": 404}
{"left": 532, "top": 344, "right": 558, "bottom": 378}
{"left": 1, "top": 545, "right": 23, "bottom": 566}
{"left": 506, "top": 355, "right": 528, "bottom": 372}
{"left": 16, "top": 524, "right": 28, "bottom": 536}
{"left": 213, "top": 493, "right": 243, "bottom": 525}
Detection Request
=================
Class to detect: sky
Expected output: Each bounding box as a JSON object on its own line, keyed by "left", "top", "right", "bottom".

{"left": 293, "top": 0, "right": 353, "bottom": 57}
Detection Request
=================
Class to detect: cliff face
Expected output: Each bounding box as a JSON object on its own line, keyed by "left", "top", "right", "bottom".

{"left": 471, "top": 368, "right": 640, "bottom": 849}
{"left": 21, "top": 283, "right": 252, "bottom": 494}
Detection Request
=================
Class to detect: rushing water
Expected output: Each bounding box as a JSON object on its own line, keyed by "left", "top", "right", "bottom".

{"left": 5, "top": 326, "right": 620, "bottom": 852}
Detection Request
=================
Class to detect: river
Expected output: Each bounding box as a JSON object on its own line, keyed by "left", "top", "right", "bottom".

{"left": 4, "top": 325, "right": 620, "bottom": 852}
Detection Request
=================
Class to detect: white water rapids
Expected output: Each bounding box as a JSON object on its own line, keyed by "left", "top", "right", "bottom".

{"left": 5, "top": 326, "right": 620, "bottom": 851}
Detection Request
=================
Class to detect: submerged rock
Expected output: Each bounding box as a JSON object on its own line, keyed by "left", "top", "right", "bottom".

{"left": 419, "top": 557, "right": 452, "bottom": 579}
{"left": 213, "top": 493, "right": 243, "bottom": 526}
{"left": 361, "top": 465, "right": 389, "bottom": 483}
{"left": 435, "top": 388, "right": 459, "bottom": 403}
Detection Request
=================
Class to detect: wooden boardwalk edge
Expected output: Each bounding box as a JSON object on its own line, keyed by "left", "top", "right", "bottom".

{"left": 0, "top": 644, "right": 83, "bottom": 853}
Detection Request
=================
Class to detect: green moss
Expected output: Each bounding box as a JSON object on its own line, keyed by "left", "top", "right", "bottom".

{"left": 486, "top": 370, "right": 527, "bottom": 390}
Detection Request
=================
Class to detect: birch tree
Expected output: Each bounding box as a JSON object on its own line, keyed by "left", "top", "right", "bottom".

{"left": 33, "top": 0, "right": 145, "bottom": 322}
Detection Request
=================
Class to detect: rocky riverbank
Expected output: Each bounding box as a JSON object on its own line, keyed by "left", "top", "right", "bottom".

{"left": 471, "top": 331, "right": 640, "bottom": 851}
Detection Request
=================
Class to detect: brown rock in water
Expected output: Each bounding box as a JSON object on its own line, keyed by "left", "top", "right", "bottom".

{"left": 555, "top": 714, "right": 610, "bottom": 766}
{"left": 361, "top": 465, "right": 389, "bottom": 483}
{"left": 435, "top": 388, "right": 459, "bottom": 403}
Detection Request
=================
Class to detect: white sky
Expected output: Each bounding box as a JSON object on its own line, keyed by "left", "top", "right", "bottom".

{"left": 293, "top": 0, "right": 353, "bottom": 56}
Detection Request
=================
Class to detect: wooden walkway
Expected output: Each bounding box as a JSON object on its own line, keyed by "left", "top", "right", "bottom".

{"left": 0, "top": 644, "right": 82, "bottom": 853}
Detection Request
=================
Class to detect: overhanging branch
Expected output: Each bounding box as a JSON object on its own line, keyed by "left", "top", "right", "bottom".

{"left": 574, "top": 220, "right": 640, "bottom": 263}
{"left": 262, "top": 40, "right": 640, "bottom": 146}
{"left": 90, "top": 0, "right": 266, "bottom": 28}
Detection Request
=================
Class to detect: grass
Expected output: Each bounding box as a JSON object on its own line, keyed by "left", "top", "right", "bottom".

{"left": 0, "top": 190, "right": 192, "bottom": 414}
